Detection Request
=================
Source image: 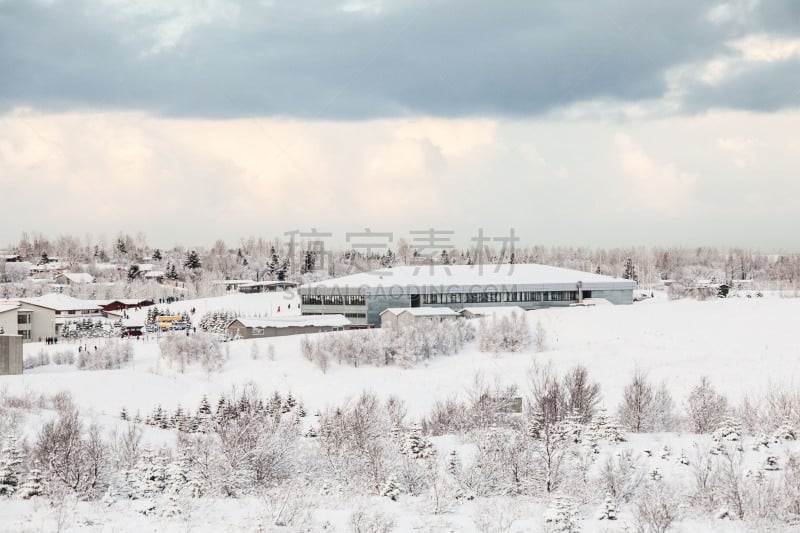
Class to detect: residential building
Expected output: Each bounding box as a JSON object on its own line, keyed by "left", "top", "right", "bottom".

{"left": 17, "top": 293, "right": 103, "bottom": 341}
{"left": 380, "top": 307, "right": 459, "bottom": 328}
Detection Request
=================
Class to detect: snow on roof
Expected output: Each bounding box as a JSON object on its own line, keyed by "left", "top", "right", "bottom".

{"left": 144, "top": 270, "right": 165, "bottom": 278}
{"left": 381, "top": 307, "right": 460, "bottom": 317}
{"left": 459, "top": 306, "right": 526, "bottom": 317}
{"left": 240, "top": 280, "right": 298, "bottom": 287}
{"left": 59, "top": 272, "right": 94, "bottom": 283}
{"left": 93, "top": 299, "right": 153, "bottom": 307}
{"left": 122, "top": 317, "right": 146, "bottom": 328}
{"left": 92, "top": 263, "right": 120, "bottom": 270}
{"left": 0, "top": 303, "right": 20, "bottom": 314}
{"left": 231, "top": 315, "right": 351, "bottom": 329}
{"left": 302, "top": 264, "right": 635, "bottom": 293}
{"left": 19, "top": 293, "right": 102, "bottom": 311}
{"left": 211, "top": 279, "right": 254, "bottom": 285}
{"left": 136, "top": 263, "right": 154, "bottom": 271}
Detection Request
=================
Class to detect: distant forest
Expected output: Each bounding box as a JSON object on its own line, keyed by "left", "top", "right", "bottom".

{"left": 2, "top": 231, "right": 799, "bottom": 300}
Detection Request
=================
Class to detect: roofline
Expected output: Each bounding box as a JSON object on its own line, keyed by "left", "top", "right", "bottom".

{"left": 301, "top": 280, "right": 635, "bottom": 295}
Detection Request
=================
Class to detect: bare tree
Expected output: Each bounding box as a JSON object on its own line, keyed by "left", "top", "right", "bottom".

{"left": 618, "top": 370, "right": 655, "bottom": 433}
{"left": 34, "top": 408, "right": 108, "bottom": 496}
{"left": 562, "top": 365, "right": 601, "bottom": 423}
{"left": 686, "top": 377, "right": 729, "bottom": 433}
{"left": 633, "top": 484, "right": 680, "bottom": 533}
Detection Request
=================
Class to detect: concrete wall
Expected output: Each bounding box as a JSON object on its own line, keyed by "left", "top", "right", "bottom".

{"left": 366, "top": 294, "right": 411, "bottom": 326}
{"left": 0, "top": 310, "right": 17, "bottom": 336}
{"left": 0, "top": 335, "right": 23, "bottom": 375}
{"left": 380, "top": 312, "right": 398, "bottom": 329}
{"left": 229, "top": 324, "right": 343, "bottom": 339}
{"left": 590, "top": 289, "right": 633, "bottom": 305}
{"left": 25, "top": 304, "right": 56, "bottom": 342}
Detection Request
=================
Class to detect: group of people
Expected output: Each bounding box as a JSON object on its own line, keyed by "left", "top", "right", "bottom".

{"left": 43, "top": 337, "right": 58, "bottom": 345}
{"left": 77, "top": 345, "right": 98, "bottom": 353}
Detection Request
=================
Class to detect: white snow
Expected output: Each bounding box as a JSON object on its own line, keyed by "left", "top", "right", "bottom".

{"left": 18, "top": 293, "right": 102, "bottom": 311}
{"left": 4, "top": 293, "right": 800, "bottom": 532}
{"left": 302, "top": 263, "right": 636, "bottom": 291}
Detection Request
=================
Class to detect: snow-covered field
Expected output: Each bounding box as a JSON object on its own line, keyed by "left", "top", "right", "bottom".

{"left": 6, "top": 294, "right": 799, "bottom": 420}
{"left": 2, "top": 293, "right": 800, "bottom": 532}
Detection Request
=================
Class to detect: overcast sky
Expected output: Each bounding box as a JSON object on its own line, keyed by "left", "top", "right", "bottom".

{"left": 1, "top": 0, "right": 799, "bottom": 250}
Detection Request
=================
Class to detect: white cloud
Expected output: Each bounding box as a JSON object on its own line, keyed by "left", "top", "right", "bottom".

{"left": 614, "top": 133, "right": 698, "bottom": 215}
{"left": 717, "top": 137, "right": 756, "bottom": 167}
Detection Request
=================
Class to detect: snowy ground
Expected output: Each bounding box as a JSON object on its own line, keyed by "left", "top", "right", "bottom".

{"left": 5, "top": 293, "right": 799, "bottom": 420}
{"left": 2, "top": 293, "right": 800, "bottom": 532}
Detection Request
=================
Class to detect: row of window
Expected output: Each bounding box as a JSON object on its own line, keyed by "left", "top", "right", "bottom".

{"left": 302, "top": 295, "right": 366, "bottom": 306}
{"left": 54, "top": 309, "right": 101, "bottom": 316}
{"left": 303, "top": 312, "right": 366, "bottom": 319}
{"left": 422, "top": 291, "right": 578, "bottom": 304}
{"left": 302, "top": 291, "right": 579, "bottom": 306}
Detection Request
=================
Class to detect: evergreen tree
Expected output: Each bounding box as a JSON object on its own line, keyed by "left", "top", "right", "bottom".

{"left": 301, "top": 250, "right": 316, "bottom": 274}
{"left": 402, "top": 426, "right": 435, "bottom": 459}
{"left": 19, "top": 466, "right": 44, "bottom": 499}
{"left": 197, "top": 395, "right": 212, "bottom": 417}
{"left": 120, "top": 406, "right": 129, "bottom": 421}
{"left": 0, "top": 436, "right": 23, "bottom": 496}
{"left": 545, "top": 494, "right": 578, "bottom": 532}
{"left": 184, "top": 250, "right": 201, "bottom": 270}
{"left": 381, "top": 474, "right": 401, "bottom": 501}
{"left": 622, "top": 257, "right": 638, "bottom": 283}
{"left": 127, "top": 264, "right": 141, "bottom": 281}
{"left": 152, "top": 249, "right": 163, "bottom": 261}
{"left": 597, "top": 493, "right": 617, "bottom": 520}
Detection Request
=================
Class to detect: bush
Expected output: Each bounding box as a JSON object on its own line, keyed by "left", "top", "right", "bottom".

{"left": 302, "top": 319, "right": 474, "bottom": 370}
{"left": 77, "top": 341, "right": 133, "bottom": 371}
{"left": 159, "top": 332, "right": 225, "bottom": 373}
{"left": 686, "top": 377, "right": 728, "bottom": 433}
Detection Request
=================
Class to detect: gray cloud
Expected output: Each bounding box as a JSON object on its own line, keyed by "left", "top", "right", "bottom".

{"left": 0, "top": 0, "right": 798, "bottom": 118}
{"left": 685, "top": 57, "right": 800, "bottom": 112}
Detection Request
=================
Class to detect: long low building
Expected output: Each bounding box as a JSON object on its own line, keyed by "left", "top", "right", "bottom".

{"left": 300, "top": 263, "right": 636, "bottom": 326}
{"left": 227, "top": 314, "right": 351, "bottom": 339}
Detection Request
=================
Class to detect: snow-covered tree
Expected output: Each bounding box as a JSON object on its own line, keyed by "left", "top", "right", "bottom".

{"left": 545, "top": 494, "right": 578, "bottom": 532}
{"left": 19, "top": 466, "right": 44, "bottom": 499}
{"left": 0, "top": 436, "right": 23, "bottom": 496}
{"left": 381, "top": 474, "right": 400, "bottom": 501}
{"left": 686, "top": 376, "right": 729, "bottom": 433}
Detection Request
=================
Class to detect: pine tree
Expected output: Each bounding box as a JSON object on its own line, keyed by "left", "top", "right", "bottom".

{"left": 402, "top": 426, "right": 435, "bottom": 459}
{"left": 184, "top": 250, "right": 201, "bottom": 270}
{"left": 120, "top": 406, "right": 129, "bottom": 421}
{"left": 19, "top": 466, "right": 44, "bottom": 499}
{"left": 622, "top": 257, "right": 638, "bottom": 283}
{"left": 381, "top": 474, "right": 401, "bottom": 501}
{"left": 545, "top": 494, "right": 578, "bottom": 532}
{"left": 446, "top": 450, "right": 459, "bottom": 476}
{"left": 186, "top": 469, "right": 205, "bottom": 498}
{"left": 597, "top": 493, "right": 617, "bottom": 520}
{"left": 152, "top": 249, "right": 163, "bottom": 261}
{"left": 268, "top": 391, "right": 283, "bottom": 416}
{"left": 0, "top": 436, "right": 23, "bottom": 496}
{"left": 197, "top": 396, "right": 212, "bottom": 417}
{"left": 165, "top": 450, "right": 191, "bottom": 494}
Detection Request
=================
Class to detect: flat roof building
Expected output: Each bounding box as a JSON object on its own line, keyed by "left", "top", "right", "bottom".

{"left": 300, "top": 263, "right": 636, "bottom": 326}
{"left": 227, "top": 314, "right": 350, "bottom": 339}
